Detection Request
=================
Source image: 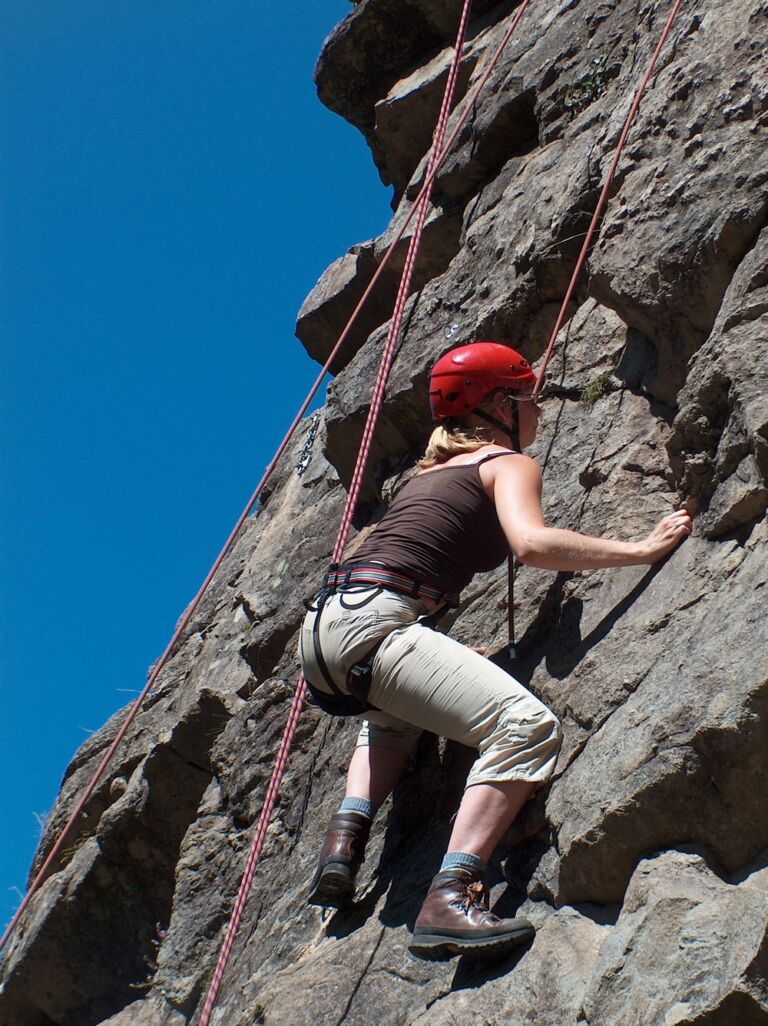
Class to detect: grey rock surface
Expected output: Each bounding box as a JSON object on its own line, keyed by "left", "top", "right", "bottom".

{"left": 581, "top": 850, "right": 768, "bottom": 1026}
{"left": 3, "top": 1, "right": 768, "bottom": 1024}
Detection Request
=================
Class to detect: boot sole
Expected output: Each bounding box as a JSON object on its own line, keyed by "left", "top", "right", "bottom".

{"left": 307, "top": 862, "right": 355, "bottom": 909}
{"left": 408, "top": 923, "right": 535, "bottom": 962}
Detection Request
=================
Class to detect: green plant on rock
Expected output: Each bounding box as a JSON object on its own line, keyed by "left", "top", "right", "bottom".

{"left": 564, "top": 55, "right": 609, "bottom": 114}
{"left": 580, "top": 371, "right": 613, "bottom": 407}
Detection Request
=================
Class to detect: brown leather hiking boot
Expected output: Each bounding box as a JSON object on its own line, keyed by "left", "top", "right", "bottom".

{"left": 409, "top": 867, "right": 535, "bottom": 961}
{"left": 307, "top": 812, "right": 372, "bottom": 909}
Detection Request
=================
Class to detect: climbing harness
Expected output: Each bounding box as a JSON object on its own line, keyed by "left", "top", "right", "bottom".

{"left": 305, "top": 445, "right": 522, "bottom": 716}
{"left": 301, "top": 583, "right": 380, "bottom": 717}
{"left": 302, "top": 562, "right": 456, "bottom": 716}
{"left": 324, "top": 563, "right": 458, "bottom": 607}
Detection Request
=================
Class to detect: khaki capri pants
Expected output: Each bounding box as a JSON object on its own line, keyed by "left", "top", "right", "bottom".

{"left": 299, "top": 587, "right": 561, "bottom": 788}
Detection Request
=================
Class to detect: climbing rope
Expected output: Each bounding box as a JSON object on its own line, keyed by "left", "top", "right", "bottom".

{"left": 0, "top": 0, "right": 534, "bottom": 957}
{"left": 196, "top": 5, "right": 482, "bottom": 1021}
{"left": 533, "top": 0, "right": 684, "bottom": 394}
{"left": 506, "top": 0, "right": 684, "bottom": 659}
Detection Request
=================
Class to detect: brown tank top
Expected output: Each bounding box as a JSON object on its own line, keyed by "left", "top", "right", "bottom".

{"left": 350, "top": 451, "right": 516, "bottom": 599}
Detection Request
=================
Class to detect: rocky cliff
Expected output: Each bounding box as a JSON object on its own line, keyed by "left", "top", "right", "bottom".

{"left": 2, "top": 1, "right": 767, "bottom": 1024}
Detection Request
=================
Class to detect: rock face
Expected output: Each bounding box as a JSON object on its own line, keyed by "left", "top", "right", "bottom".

{"left": 2, "top": 1, "right": 767, "bottom": 1024}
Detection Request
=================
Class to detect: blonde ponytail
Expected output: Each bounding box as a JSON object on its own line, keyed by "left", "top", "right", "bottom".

{"left": 418, "top": 422, "right": 491, "bottom": 469}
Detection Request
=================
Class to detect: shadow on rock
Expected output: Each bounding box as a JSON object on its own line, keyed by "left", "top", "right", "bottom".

{"left": 506, "top": 561, "right": 665, "bottom": 683}
{"left": 450, "top": 941, "right": 531, "bottom": 992}
{"left": 546, "top": 562, "right": 664, "bottom": 679}
{"left": 325, "top": 736, "right": 473, "bottom": 939}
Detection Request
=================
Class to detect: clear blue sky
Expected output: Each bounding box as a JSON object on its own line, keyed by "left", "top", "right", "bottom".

{"left": 0, "top": 2, "right": 390, "bottom": 928}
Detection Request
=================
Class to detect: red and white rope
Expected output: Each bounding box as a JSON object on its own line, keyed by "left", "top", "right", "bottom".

{"left": 533, "top": 0, "right": 684, "bottom": 394}
{"left": 196, "top": 3, "right": 483, "bottom": 1022}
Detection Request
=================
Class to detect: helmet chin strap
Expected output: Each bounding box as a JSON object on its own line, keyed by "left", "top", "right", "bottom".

{"left": 475, "top": 405, "right": 521, "bottom": 451}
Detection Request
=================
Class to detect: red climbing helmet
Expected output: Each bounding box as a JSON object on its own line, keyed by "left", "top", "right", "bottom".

{"left": 428, "top": 341, "right": 536, "bottom": 420}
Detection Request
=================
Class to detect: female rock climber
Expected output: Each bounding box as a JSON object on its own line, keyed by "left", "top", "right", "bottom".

{"left": 299, "top": 340, "right": 691, "bottom": 961}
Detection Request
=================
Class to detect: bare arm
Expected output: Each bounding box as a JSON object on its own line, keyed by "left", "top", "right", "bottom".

{"left": 491, "top": 455, "right": 692, "bottom": 571}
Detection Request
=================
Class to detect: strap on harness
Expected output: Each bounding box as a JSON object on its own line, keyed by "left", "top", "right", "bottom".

{"left": 304, "top": 584, "right": 378, "bottom": 717}
{"left": 303, "top": 561, "right": 454, "bottom": 717}
{"left": 324, "top": 562, "right": 458, "bottom": 608}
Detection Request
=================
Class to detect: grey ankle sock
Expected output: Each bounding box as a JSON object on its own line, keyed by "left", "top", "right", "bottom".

{"left": 339, "top": 796, "right": 376, "bottom": 820}
{"left": 440, "top": 851, "right": 487, "bottom": 874}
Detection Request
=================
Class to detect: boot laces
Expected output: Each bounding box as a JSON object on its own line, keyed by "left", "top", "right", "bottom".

{"left": 460, "top": 880, "right": 488, "bottom": 913}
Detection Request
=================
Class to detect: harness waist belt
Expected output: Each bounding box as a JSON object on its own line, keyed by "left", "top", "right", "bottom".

{"left": 324, "top": 563, "right": 458, "bottom": 607}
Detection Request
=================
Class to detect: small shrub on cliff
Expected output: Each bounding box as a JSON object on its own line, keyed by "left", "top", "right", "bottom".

{"left": 564, "top": 56, "right": 609, "bottom": 114}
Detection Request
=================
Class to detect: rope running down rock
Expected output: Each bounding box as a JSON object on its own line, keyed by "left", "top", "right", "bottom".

{"left": 506, "top": 0, "right": 685, "bottom": 659}
{"left": 196, "top": 3, "right": 480, "bottom": 1022}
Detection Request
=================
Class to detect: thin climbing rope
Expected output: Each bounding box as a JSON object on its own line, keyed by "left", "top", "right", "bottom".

{"left": 506, "top": 0, "right": 684, "bottom": 660}
{"left": 196, "top": 3, "right": 479, "bottom": 1022}
{"left": 333, "top": 4, "right": 471, "bottom": 560}
{"left": 0, "top": 0, "right": 534, "bottom": 958}
{"left": 533, "top": 0, "right": 684, "bottom": 395}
